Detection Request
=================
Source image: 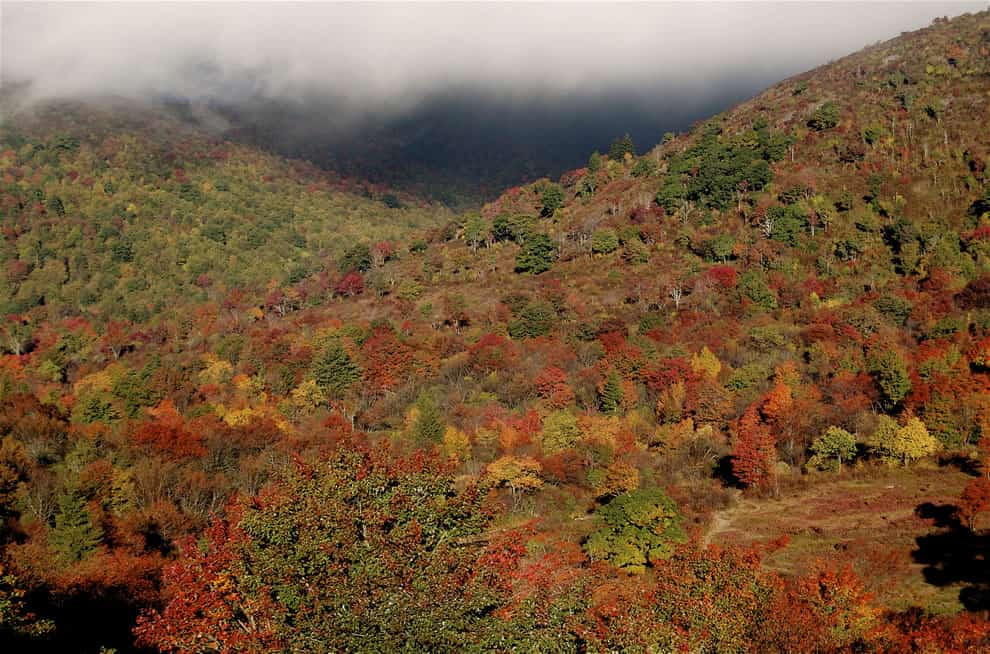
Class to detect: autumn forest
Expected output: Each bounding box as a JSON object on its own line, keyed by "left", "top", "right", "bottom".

{"left": 3, "top": 8, "right": 990, "bottom": 653}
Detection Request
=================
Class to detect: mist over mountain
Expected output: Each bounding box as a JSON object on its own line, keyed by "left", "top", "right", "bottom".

{"left": 4, "top": 2, "right": 983, "bottom": 205}
{"left": 207, "top": 81, "right": 767, "bottom": 206}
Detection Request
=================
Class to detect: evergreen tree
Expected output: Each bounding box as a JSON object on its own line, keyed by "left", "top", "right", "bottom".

{"left": 46, "top": 195, "right": 65, "bottom": 217}
{"left": 311, "top": 344, "right": 360, "bottom": 397}
{"left": 74, "top": 395, "right": 120, "bottom": 424}
{"left": 514, "top": 233, "right": 557, "bottom": 274}
{"left": 50, "top": 489, "right": 102, "bottom": 563}
{"left": 591, "top": 229, "right": 620, "bottom": 255}
{"left": 338, "top": 243, "right": 373, "bottom": 273}
{"left": 413, "top": 394, "right": 444, "bottom": 442}
{"left": 507, "top": 302, "right": 555, "bottom": 339}
{"left": 738, "top": 271, "right": 778, "bottom": 311}
{"left": 598, "top": 373, "right": 624, "bottom": 415}
{"left": 631, "top": 157, "right": 657, "bottom": 178}
{"left": 870, "top": 350, "right": 911, "bottom": 410}
{"left": 609, "top": 133, "right": 636, "bottom": 160}
{"left": 808, "top": 101, "right": 840, "bottom": 131}
{"left": 540, "top": 184, "right": 564, "bottom": 217}
{"left": 381, "top": 193, "right": 402, "bottom": 209}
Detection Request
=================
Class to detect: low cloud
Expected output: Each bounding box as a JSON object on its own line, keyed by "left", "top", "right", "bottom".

{"left": 2, "top": 2, "right": 983, "bottom": 198}
{"left": 4, "top": 2, "right": 982, "bottom": 111}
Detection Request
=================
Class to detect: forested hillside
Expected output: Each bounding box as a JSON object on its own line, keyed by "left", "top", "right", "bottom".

{"left": 3, "top": 10, "right": 990, "bottom": 653}
{"left": 0, "top": 100, "right": 450, "bottom": 320}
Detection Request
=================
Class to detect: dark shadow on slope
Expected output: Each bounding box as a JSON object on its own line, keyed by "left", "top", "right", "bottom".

{"left": 713, "top": 455, "right": 744, "bottom": 489}
{"left": 912, "top": 502, "right": 990, "bottom": 612}
{"left": 915, "top": 501, "right": 963, "bottom": 529}
{"left": 938, "top": 453, "right": 984, "bottom": 477}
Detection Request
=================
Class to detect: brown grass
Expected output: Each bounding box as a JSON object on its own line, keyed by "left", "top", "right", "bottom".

{"left": 706, "top": 464, "right": 973, "bottom": 613}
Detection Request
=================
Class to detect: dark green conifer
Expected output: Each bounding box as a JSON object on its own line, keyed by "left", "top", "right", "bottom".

{"left": 413, "top": 394, "right": 444, "bottom": 442}
{"left": 311, "top": 344, "right": 360, "bottom": 397}
{"left": 50, "top": 489, "right": 102, "bottom": 563}
{"left": 598, "top": 373, "right": 624, "bottom": 415}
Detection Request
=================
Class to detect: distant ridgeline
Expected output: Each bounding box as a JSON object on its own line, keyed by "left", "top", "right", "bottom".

{"left": 0, "top": 100, "right": 451, "bottom": 321}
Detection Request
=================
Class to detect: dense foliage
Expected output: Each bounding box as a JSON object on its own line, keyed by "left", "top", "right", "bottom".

{"left": 2, "top": 11, "right": 990, "bottom": 652}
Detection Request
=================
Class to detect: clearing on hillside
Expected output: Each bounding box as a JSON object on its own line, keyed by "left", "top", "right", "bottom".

{"left": 707, "top": 465, "right": 980, "bottom": 614}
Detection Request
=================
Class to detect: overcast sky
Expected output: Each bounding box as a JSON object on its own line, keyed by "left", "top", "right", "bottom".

{"left": 3, "top": 2, "right": 985, "bottom": 200}
{"left": 3, "top": 2, "right": 985, "bottom": 111}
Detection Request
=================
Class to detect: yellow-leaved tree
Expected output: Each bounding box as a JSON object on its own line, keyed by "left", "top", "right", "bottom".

{"left": 870, "top": 415, "right": 939, "bottom": 465}
{"left": 690, "top": 346, "right": 722, "bottom": 379}
{"left": 485, "top": 456, "right": 543, "bottom": 498}
{"left": 441, "top": 426, "right": 472, "bottom": 462}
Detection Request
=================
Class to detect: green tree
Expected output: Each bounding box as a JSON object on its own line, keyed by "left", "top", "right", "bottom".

{"left": 808, "top": 101, "right": 840, "bottom": 131}
{"left": 540, "top": 410, "right": 581, "bottom": 454}
{"left": 631, "top": 158, "right": 657, "bottom": 178}
{"left": 592, "top": 229, "right": 620, "bottom": 255}
{"left": 656, "top": 179, "right": 687, "bottom": 213}
{"left": 766, "top": 204, "right": 809, "bottom": 246}
{"left": 869, "top": 350, "right": 911, "bottom": 410}
{"left": 46, "top": 195, "right": 65, "bottom": 217}
{"left": 584, "top": 487, "right": 685, "bottom": 573}
{"left": 338, "top": 243, "right": 372, "bottom": 273}
{"left": 808, "top": 426, "right": 857, "bottom": 471}
{"left": 738, "top": 271, "right": 778, "bottom": 311}
{"left": 540, "top": 184, "right": 565, "bottom": 217}
{"left": 514, "top": 233, "right": 557, "bottom": 274}
{"left": 577, "top": 174, "right": 597, "bottom": 198}
{"left": 73, "top": 394, "right": 121, "bottom": 424}
{"left": 507, "top": 302, "right": 555, "bottom": 339}
{"left": 702, "top": 234, "right": 735, "bottom": 262}
{"left": 598, "top": 373, "right": 624, "bottom": 415}
{"left": 588, "top": 150, "right": 603, "bottom": 172}
{"left": 463, "top": 213, "right": 487, "bottom": 250}
{"left": 609, "top": 133, "right": 636, "bottom": 160}
{"left": 135, "top": 447, "right": 512, "bottom": 652}
{"left": 49, "top": 488, "right": 102, "bottom": 563}
{"left": 50, "top": 133, "right": 80, "bottom": 153}
{"left": 413, "top": 393, "right": 444, "bottom": 442}
{"left": 873, "top": 295, "right": 913, "bottom": 325}
{"left": 311, "top": 344, "right": 360, "bottom": 397}
{"left": 493, "top": 214, "right": 535, "bottom": 243}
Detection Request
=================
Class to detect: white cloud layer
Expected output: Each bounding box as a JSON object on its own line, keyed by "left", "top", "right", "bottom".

{"left": 2, "top": 1, "right": 985, "bottom": 112}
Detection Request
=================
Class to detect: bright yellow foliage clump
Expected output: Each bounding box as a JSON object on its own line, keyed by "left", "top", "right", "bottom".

{"left": 441, "top": 426, "right": 472, "bottom": 462}
{"left": 198, "top": 355, "right": 234, "bottom": 386}
{"left": 485, "top": 456, "right": 543, "bottom": 494}
{"left": 870, "top": 415, "right": 940, "bottom": 465}
{"left": 74, "top": 364, "right": 124, "bottom": 396}
{"left": 289, "top": 379, "right": 326, "bottom": 413}
{"left": 690, "top": 346, "right": 722, "bottom": 379}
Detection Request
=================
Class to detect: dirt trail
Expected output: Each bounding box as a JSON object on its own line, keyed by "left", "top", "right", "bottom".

{"left": 702, "top": 509, "right": 733, "bottom": 548}
{"left": 701, "top": 490, "right": 748, "bottom": 548}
